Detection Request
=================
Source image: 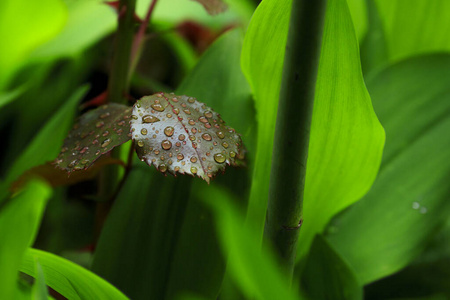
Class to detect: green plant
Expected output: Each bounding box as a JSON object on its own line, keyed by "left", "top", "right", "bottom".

{"left": 1, "top": 0, "right": 450, "bottom": 299}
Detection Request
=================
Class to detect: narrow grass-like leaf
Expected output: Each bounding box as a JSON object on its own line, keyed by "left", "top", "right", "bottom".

{"left": 20, "top": 248, "right": 129, "bottom": 300}
{"left": 300, "top": 235, "right": 362, "bottom": 300}
{"left": 55, "top": 103, "right": 131, "bottom": 172}
{"left": 0, "top": 179, "right": 52, "bottom": 300}
{"left": 204, "top": 186, "right": 299, "bottom": 300}
{"left": 326, "top": 54, "right": 450, "bottom": 283}
{"left": 131, "top": 93, "right": 244, "bottom": 182}
{"left": 32, "top": 261, "right": 49, "bottom": 300}
{"left": 241, "top": 0, "right": 385, "bottom": 261}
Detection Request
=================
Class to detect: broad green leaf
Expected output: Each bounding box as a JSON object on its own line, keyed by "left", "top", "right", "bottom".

{"left": 55, "top": 103, "right": 131, "bottom": 172}
{"left": 131, "top": 93, "right": 244, "bottom": 182}
{"left": 0, "top": 84, "right": 28, "bottom": 109}
{"left": 241, "top": 0, "right": 385, "bottom": 261}
{"left": 326, "top": 54, "right": 450, "bottom": 283}
{"left": 0, "top": 0, "right": 67, "bottom": 88}
{"left": 375, "top": 0, "right": 450, "bottom": 63}
{"left": 20, "top": 248, "right": 129, "bottom": 300}
{"left": 0, "top": 179, "right": 52, "bottom": 300}
{"left": 346, "top": 0, "right": 368, "bottom": 41}
{"left": 204, "top": 186, "right": 299, "bottom": 300}
{"left": 300, "top": 235, "right": 362, "bottom": 300}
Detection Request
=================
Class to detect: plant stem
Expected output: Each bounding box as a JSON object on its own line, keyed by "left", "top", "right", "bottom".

{"left": 107, "top": 0, "right": 137, "bottom": 104}
{"left": 263, "top": 0, "right": 327, "bottom": 278}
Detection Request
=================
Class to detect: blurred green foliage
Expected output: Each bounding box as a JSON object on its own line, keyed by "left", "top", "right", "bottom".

{"left": 0, "top": 0, "right": 449, "bottom": 299}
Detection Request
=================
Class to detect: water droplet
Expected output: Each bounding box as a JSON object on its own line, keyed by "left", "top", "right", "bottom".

{"left": 192, "top": 142, "right": 197, "bottom": 149}
{"left": 162, "top": 140, "right": 172, "bottom": 150}
{"left": 117, "top": 128, "right": 123, "bottom": 135}
{"left": 141, "top": 128, "right": 148, "bottom": 135}
{"left": 181, "top": 103, "right": 187, "bottom": 108}
{"left": 172, "top": 97, "right": 178, "bottom": 102}
{"left": 412, "top": 202, "right": 420, "bottom": 209}
{"left": 183, "top": 109, "right": 191, "bottom": 115}
{"left": 199, "top": 116, "right": 208, "bottom": 123}
{"left": 177, "top": 153, "right": 184, "bottom": 160}
{"left": 189, "top": 135, "right": 196, "bottom": 141}
{"left": 100, "top": 112, "right": 110, "bottom": 119}
{"left": 159, "top": 164, "right": 167, "bottom": 172}
{"left": 173, "top": 108, "right": 180, "bottom": 114}
{"left": 164, "top": 126, "right": 174, "bottom": 137}
{"left": 137, "top": 140, "right": 144, "bottom": 147}
{"left": 166, "top": 113, "right": 172, "bottom": 118}
{"left": 191, "top": 128, "right": 197, "bottom": 134}
{"left": 176, "top": 142, "right": 181, "bottom": 147}
{"left": 154, "top": 150, "right": 160, "bottom": 155}
{"left": 142, "top": 115, "right": 160, "bottom": 123}
{"left": 103, "top": 131, "right": 110, "bottom": 137}
{"left": 206, "top": 152, "right": 210, "bottom": 156}
{"left": 101, "top": 138, "right": 112, "bottom": 148}
{"left": 188, "top": 97, "right": 195, "bottom": 103}
{"left": 214, "top": 153, "right": 226, "bottom": 163}
{"left": 229, "top": 151, "right": 236, "bottom": 158}
{"left": 217, "top": 131, "right": 225, "bottom": 139}
{"left": 204, "top": 123, "right": 211, "bottom": 129}
{"left": 96, "top": 121, "right": 105, "bottom": 128}
{"left": 131, "top": 115, "right": 138, "bottom": 120}
{"left": 117, "top": 120, "right": 125, "bottom": 126}
{"left": 174, "top": 166, "right": 180, "bottom": 171}
{"left": 80, "top": 147, "right": 89, "bottom": 154}
{"left": 190, "top": 157, "right": 197, "bottom": 163}
{"left": 188, "top": 119, "right": 195, "bottom": 125}
{"left": 95, "top": 150, "right": 101, "bottom": 155}
{"left": 179, "top": 134, "right": 186, "bottom": 141}
{"left": 190, "top": 166, "right": 198, "bottom": 174}
{"left": 81, "top": 159, "right": 90, "bottom": 165}
{"left": 136, "top": 102, "right": 141, "bottom": 108}
{"left": 202, "top": 133, "right": 212, "bottom": 141}
{"left": 181, "top": 161, "right": 186, "bottom": 166}
{"left": 222, "top": 142, "right": 229, "bottom": 148}
{"left": 160, "top": 156, "right": 165, "bottom": 161}
{"left": 150, "top": 103, "right": 164, "bottom": 112}
{"left": 204, "top": 111, "right": 213, "bottom": 118}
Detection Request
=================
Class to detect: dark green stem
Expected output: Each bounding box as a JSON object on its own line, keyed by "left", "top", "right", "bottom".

{"left": 264, "top": 0, "right": 327, "bottom": 278}
{"left": 107, "top": 0, "right": 137, "bottom": 104}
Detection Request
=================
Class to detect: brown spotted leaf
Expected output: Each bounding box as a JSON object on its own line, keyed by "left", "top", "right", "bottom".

{"left": 191, "top": 0, "right": 228, "bottom": 15}
{"left": 130, "top": 92, "right": 244, "bottom": 183}
{"left": 55, "top": 103, "right": 132, "bottom": 172}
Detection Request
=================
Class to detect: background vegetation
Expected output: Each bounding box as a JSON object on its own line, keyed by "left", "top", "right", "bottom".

{"left": 1, "top": 0, "right": 449, "bottom": 299}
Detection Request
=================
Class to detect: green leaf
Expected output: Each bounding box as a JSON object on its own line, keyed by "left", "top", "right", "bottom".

{"left": 131, "top": 93, "right": 244, "bottom": 182}
{"left": 241, "top": 0, "right": 385, "bottom": 260}
{"left": 375, "top": 0, "right": 450, "bottom": 63}
{"left": 346, "top": 0, "right": 368, "bottom": 41}
{"left": 0, "top": 179, "right": 52, "bottom": 300}
{"left": 326, "top": 54, "right": 450, "bottom": 284}
{"left": 32, "top": 261, "right": 49, "bottom": 300}
{"left": 55, "top": 103, "right": 131, "bottom": 172}
{"left": 300, "top": 235, "right": 362, "bottom": 300}
{"left": 0, "top": 0, "right": 67, "bottom": 88}
{"left": 20, "top": 248, "right": 129, "bottom": 300}
{"left": 204, "top": 186, "right": 299, "bottom": 300}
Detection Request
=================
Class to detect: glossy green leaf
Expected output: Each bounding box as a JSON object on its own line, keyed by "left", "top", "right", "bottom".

{"left": 326, "top": 54, "right": 450, "bottom": 283}
{"left": 241, "top": 0, "right": 385, "bottom": 260}
{"left": 32, "top": 261, "right": 49, "bottom": 300}
{"left": 204, "top": 186, "right": 299, "bottom": 300}
{"left": 0, "top": 0, "right": 67, "bottom": 88}
{"left": 375, "top": 0, "right": 450, "bottom": 63}
{"left": 300, "top": 235, "right": 362, "bottom": 300}
{"left": 0, "top": 179, "right": 52, "bottom": 300}
{"left": 346, "top": 0, "right": 367, "bottom": 41}
{"left": 56, "top": 103, "right": 131, "bottom": 172}
{"left": 20, "top": 248, "right": 129, "bottom": 300}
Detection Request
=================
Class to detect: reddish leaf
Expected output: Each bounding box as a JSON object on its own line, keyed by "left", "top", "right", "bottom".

{"left": 191, "top": 0, "right": 228, "bottom": 15}
{"left": 131, "top": 92, "right": 244, "bottom": 183}
{"left": 11, "top": 156, "right": 124, "bottom": 193}
{"left": 55, "top": 104, "right": 132, "bottom": 172}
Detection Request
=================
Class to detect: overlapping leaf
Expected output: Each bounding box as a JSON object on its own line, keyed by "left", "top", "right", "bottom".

{"left": 55, "top": 103, "right": 132, "bottom": 172}
{"left": 130, "top": 93, "right": 244, "bottom": 182}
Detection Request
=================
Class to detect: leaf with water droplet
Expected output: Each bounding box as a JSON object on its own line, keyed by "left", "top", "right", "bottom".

{"left": 131, "top": 93, "right": 244, "bottom": 183}
{"left": 55, "top": 104, "right": 132, "bottom": 172}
